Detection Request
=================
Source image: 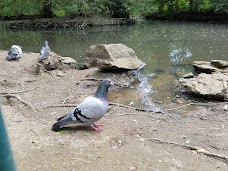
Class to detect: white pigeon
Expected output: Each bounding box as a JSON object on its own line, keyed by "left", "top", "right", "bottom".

{"left": 6, "top": 45, "right": 22, "bottom": 60}
{"left": 39, "top": 40, "right": 51, "bottom": 61}
{"left": 52, "top": 79, "right": 113, "bottom": 132}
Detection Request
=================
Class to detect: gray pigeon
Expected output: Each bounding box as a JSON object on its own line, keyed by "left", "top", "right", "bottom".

{"left": 52, "top": 79, "right": 113, "bottom": 132}
{"left": 6, "top": 45, "right": 22, "bottom": 60}
{"left": 39, "top": 40, "right": 51, "bottom": 61}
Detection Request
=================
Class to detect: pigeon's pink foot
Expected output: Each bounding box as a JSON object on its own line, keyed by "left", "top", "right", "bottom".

{"left": 94, "top": 122, "right": 103, "bottom": 127}
{"left": 91, "top": 125, "right": 102, "bottom": 132}
{"left": 91, "top": 123, "right": 103, "bottom": 132}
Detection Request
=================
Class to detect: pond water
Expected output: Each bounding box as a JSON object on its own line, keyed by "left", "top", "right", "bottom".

{"left": 0, "top": 20, "right": 228, "bottom": 109}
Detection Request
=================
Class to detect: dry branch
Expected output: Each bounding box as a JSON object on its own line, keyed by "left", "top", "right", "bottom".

{"left": 109, "top": 102, "right": 159, "bottom": 113}
{"left": 0, "top": 85, "right": 42, "bottom": 95}
{"left": 81, "top": 78, "right": 130, "bottom": 87}
{"left": 146, "top": 138, "right": 228, "bottom": 163}
{"left": 40, "top": 103, "right": 77, "bottom": 109}
{"left": 61, "top": 95, "right": 73, "bottom": 105}
{"left": 3, "top": 94, "right": 38, "bottom": 113}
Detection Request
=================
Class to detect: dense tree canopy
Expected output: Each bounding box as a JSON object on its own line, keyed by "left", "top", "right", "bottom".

{"left": 0, "top": 0, "right": 227, "bottom": 20}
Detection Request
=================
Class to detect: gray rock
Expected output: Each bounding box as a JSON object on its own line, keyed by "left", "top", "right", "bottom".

{"left": 85, "top": 44, "right": 145, "bottom": 70}
{"left": 43, "top": 55, "right": 63, "bottom": 71}
{"left": 211, "top": 60, "right": 228, "bottom": 68}
{"left": 193, "top": 61, "right": 217, "bottom": 73}
{"left": 179, "top": 72, "right": 228, "bottom": 101}
{"left": 60, "top": 57, "right": 77, "bottom": 64}
{"left": 193, "top": 61, "right": 228, "bottom": 74}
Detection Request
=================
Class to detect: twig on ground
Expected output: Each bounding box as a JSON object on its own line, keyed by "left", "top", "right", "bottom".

{"left": 109, "top": 102, "right": 159, "bottom": 113}
{"left": 39, "top": 101, "right": 223, "bottom": 114}
{"left": 30, "top": 129, "right": 39, "bottom": 137}
{"left": 40, "top": 103, "right": 77, "bottom": 109}
{"left": 40, "top": 101, "right": 159, "bottom": 113}
{"left": 81, "top": 78, "right": 130, "bottom": 88}
{"left": 3, "top": 94, "right": 38, "bottom": 113}
{"left": 61, "top": 95, "right": 73, "bottom": 105}
{"left": 106, "top": 103, "right": 119, "bottom": 116}
{"left": 0, "top": 85, "right": 42, "bottom": 95}
{"left": 146, "top": 138, "right": 228, "bottom": 163}
{"left": 117, "top": 113, "right": 141, "bottom": 116}
{"left": 81, "top": 78, "right": 102, "bottom": 82}
{"left": 164, "top": 102, "right": 224, "bottom": 111}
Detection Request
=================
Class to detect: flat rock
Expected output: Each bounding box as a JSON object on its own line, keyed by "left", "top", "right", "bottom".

{"left": 211, "top": 60, "right": 228, "bottom": 68}
{"left": 42, "top": 55, "right": 63, "bottom": 70}
{"left": 193, "top": 60, "right": 228, "bottom": 74}
{"left": 60, "top": 57, "right": 77, "bottom": 64}
{"left": 193, "top": 61, "right": 217, "bottom": 73}
{"left": 179, "top": 72, "right": 228, "bottom": 101}
{"left": 85, "top": 43, "right": 145, "bottom": 70}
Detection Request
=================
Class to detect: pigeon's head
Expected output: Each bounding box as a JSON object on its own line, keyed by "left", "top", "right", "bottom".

{"left": 100, "top": 79, "right": 114, "bottom": 88}
{"left": 95, "top": 79, "right": 113, "bottom": 98}
{"left": 44, "top": 41, "right": 48, "bottom": 45}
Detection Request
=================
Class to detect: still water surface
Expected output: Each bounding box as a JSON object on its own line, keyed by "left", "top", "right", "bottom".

{"left": 0, "top": 20, "right": 227, "bottom": 108}
{"left": 0, "top": 20, "right": 227, "bottom": 73}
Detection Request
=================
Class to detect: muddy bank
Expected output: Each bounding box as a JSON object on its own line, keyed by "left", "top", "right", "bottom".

{"left": 0, "top": 51, "right": 228, "bottom": 171}
{"left": 2, "top": 17, "right": 136, "bottom": 30}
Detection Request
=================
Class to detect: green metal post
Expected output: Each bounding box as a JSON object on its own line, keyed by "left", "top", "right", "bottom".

{"left": 0, "top": 107, "right": 17, "bottom": 171}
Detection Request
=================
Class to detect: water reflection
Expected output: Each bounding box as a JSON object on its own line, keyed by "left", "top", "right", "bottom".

{"left": 169, "top": 45, "right": 192, "bottom": 64}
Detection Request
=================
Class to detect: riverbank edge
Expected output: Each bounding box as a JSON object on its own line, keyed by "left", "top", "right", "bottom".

{"left": 1, "top": 17, "right": 138, "bottom": 30}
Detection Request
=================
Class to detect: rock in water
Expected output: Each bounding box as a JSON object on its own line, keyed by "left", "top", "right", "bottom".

{"left": 179, "top": 72, "right": 228, "bottom": 101}
{"left": 6, "top": 45, "right": 22, "bottom": 60}
{"left": 85, "top": 44, "right": 145, "bottom": 71}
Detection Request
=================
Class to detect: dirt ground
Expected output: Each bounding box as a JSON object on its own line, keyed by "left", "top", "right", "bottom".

{"left": 0, "top": 50, "right": 228, "bottom": 171}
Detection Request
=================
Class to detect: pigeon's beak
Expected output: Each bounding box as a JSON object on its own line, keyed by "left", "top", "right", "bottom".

{"left": 110, "top": 81, "right": 114, "bottom": 86}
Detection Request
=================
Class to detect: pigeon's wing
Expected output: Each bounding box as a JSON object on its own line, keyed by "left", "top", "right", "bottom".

{"left": 45, "top": 45, "right": 51, "bottom": 55}
{"left": 39, "top": 47, "right": 46, "bottom": 60}
{"left": 75, "top": 95, "right": 108, "bottom": 124}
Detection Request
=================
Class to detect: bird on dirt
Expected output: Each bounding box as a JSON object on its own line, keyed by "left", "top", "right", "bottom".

{"left": 52, "top": 79, "right": 113, "bottom": 132}
{"left": 6, "top": 45, "right": 22, "bottom": 60}
{"left": 39, "top": 40, "right": 51, "bottom": 61}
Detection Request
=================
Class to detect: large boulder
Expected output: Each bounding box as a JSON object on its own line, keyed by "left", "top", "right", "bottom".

{"left": 85, "top": 44, "right": 145, "bottom": 70}
{"left": 179, "top": 72, "right": 228, "bottom": 101}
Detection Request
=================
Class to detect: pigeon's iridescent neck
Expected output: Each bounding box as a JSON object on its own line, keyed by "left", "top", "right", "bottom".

{"left": 95, "top": 84, "right": 108, "bottom": 99}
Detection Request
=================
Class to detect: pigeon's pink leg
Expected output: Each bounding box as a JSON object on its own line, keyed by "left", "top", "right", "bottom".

{"left": 91, "top": 124, "right": 103, "bottom": 132}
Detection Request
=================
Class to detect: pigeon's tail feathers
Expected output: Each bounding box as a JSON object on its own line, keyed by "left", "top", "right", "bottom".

{"left": 52, "top": 122, "right": 63, "bottom": 131}
{"left": 52, "top": 117, "right": 77, "bottom": 131}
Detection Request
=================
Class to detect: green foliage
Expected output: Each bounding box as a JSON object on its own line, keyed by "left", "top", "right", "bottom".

{"left": 54, "top": 10, "right": 66, "bottom": 17}
{"left": 0, "top": 0, "right": 227, "bottom": 18}
{"left": 152, "top": 0, "right": 226, "bottom": 16}
{"left": 129, "top": 0, "right": 158, "bottom": 16}
{"left": 0, "top": 0, "right": 43, "bottom": 17}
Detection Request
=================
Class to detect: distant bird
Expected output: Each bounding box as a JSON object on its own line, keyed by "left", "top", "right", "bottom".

{"left": 39, "top": 40, "right": 51, "bottom": 61}
{"left": 6, "top": 45, "right": 22, "bottom": 60}
{"left": 52, "top": 79, "right": 113, "bottom": 132}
